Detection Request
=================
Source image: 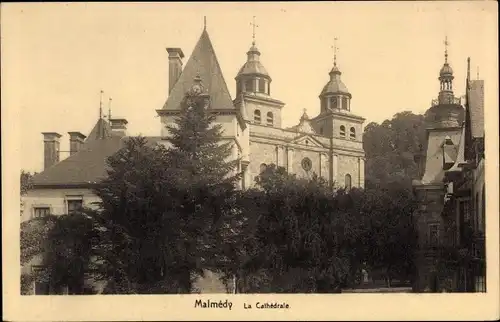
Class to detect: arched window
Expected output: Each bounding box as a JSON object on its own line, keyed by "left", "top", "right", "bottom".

{"left": 481, "top": 185, "right": 485, "bottom": 232}
{"left": 345, "top": 174, "right": 352, "bottom": 190}
{"left": 267, "top": 112, "right": 274, "bottom": 126}
{"left": 258, "top": 78, "right": 266, "bottom": 93}
{"left": 260, "top": 163, "right": 267, "bottom": 173}
{"left": 254, "top": 110, "right": 261, "bottom": 123}
{"left": 340, "top": 125, "right": 346, "bottom": 138}
{"left": 342, "top": 97, "right": 349, "bottom": 111}
{"left": 350, "top": 127, "right": 356, "bottom": 140}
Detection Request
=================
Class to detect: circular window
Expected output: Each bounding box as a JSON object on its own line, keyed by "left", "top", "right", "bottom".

{"left": 301, "top": 157, "right": 312, "bottom": 171}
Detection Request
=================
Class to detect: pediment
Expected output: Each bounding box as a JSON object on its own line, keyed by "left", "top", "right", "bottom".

{"left": 289, "top": 134, "right": 324, "bottom": 148}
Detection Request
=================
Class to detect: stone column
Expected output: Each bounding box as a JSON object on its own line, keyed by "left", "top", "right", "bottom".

{"left": 287, "top": 147, "right": 294, "bottom": 173}
{"left": 241, "top": 161, "right": 250, "bottom": 190}
{"left": 359, "top": 157, "right": 365, "bottom": 188}
{"left": 332, "top": 154, "right": 338, "bottom": 186}
{"left": 276, "top": 145, "right": 283, "bottom": 167}
{"left": 254, "top": 78, "right": 259, "bottom": 93}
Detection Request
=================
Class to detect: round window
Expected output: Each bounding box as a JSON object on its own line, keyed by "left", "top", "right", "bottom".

{"left": 301, "top": 157, "right": 312, "bottom": 171}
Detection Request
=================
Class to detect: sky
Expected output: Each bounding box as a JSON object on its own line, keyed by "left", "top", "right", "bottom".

{"left": 2, "top": 2, "right": 498, "bottom": 173}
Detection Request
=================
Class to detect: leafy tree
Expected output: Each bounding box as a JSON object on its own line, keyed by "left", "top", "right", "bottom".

{"left": 235, "top": 165, "right": 362, "bottom": 293}
{"left": 20, "top": 170, "right": 35, "bottom": 217}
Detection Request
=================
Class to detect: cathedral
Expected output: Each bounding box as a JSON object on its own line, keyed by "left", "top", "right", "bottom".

{"left": 158, "top": 24, "right": 365, "bottom": 190}
{"left": 22, "top": 21, "right": 366, "bottom": 294}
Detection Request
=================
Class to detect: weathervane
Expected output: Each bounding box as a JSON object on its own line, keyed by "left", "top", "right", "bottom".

{"left": 250, "top": 16, "right": 258, "bottom": 45}
{"left": 99, "top": 90, "right": 104, "bottom": 120}
{"left": 108, "top": 97, "right": 112, "bottom": 124}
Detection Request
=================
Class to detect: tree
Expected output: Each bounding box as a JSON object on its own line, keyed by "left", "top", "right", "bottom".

{"left": 235, "top": 165, "right": 363, "bottom": 293}
{"left": 90, "top": 83, "right": 242, "bottom": 294}
{"left": 20, "top": 170, "right": 35, "bottom": 217}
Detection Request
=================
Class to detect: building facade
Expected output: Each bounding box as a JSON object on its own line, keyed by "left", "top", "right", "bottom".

{"left": 22, "top": 23, "right": 366, "bottom": 294}
{"left": 412, "top": 45, "right": 486, "bottom": 292}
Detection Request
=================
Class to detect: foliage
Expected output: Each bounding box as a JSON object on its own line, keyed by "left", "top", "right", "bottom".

{"left": 90, "top": 87, "right": 241, "bottom": 293}
{"left": 20, "top": 170, "right": 36, "bottom": 217}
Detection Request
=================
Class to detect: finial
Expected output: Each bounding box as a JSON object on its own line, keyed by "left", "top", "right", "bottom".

{"left": 250, "top": 16, "right": 258, "bottom": 45}
{"left": 444, "top": 36, "right": 449, "bottom": 63}
{"left": 477, "top": 66, "right": 479, "bottom": 80}
{"left": 108, "top": 97, "right": 112, "bottom": 124}
{"left": 204, "top": 16, "right": 207, "bottom": 30}
{"left": 99, "top": 90, "right": 104, "bottom": 120}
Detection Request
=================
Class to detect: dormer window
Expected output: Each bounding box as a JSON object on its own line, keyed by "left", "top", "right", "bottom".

{"left": 350, "top": 127, "right": 356, "bottom": 140}
{"left": 254, "top": 110, "right": 261, "bottom": 124}
{"left": 340, "top": 125, "right": 346, "bottom": 138}
{"left": 266, "top": 112, "right": 273, "bottom": 126}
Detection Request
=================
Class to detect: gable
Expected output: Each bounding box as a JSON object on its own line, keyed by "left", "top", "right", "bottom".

{"left": 162, "top": 29, "right": 235, "bottom": 112}
{"left": 289, "top": 134, "right": 324, "bottom": 148}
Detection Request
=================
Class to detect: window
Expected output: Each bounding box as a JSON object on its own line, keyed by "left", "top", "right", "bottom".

{"left": 428, "top": 223, "right": 440, "bottom": 246}
{"left": 301, "top": 157, "right": 312, "bottom": 172}
{"left": 245, "top": 79, "right": 254, "bottom": 93}
{"left": 258, "top": 79, "right": 266, "bottom": 93}
{"left": 342, "top": 97, "right": 349, "bottom": 110}
{"left": 475, "top": 276, "right": 486, "bottom": 292}
{"left": 67, "top": 199, "right": 83, "bottom": 214}
{"left": 349, "top": 127, "right": 356, "bottom": 140}
{"left": 330, "top": 96, "right": 338, "bottom": 109}
{"left": 32, "top": 265, "right": 49, "bottom": 295}
{"left": 266, "top": 112, "right": 274, "bottom": 126}
{"left": 340, "top": 125, "right": 346, "bottom": 138}
{"left": 254, "top": 110, "right": 261, "bottom": 124}
{"left": 259, "top": 163, "right": 267, "bottom": 173}
{"left": 33, "top": 207, "right": 50, "bottom": 218}
{"left": 345, "top": 174, "right": 352, "bottom": 190}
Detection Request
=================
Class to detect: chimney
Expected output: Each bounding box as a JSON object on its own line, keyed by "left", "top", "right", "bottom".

{"left": 109, "top": 118, "right": 128, "bottom": 136}
{"left": 68, "top": 132, "right": 87, "bottom": 156}
{"left": 166, "top": 48, "right": 185, "bottom": 94}
{"left": 42, "top": 132, "right": 62, "bottom": 170}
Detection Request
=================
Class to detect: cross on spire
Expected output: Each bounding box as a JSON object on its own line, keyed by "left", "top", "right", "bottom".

{"left": 477, "top": 66, "right": 479, "bottom": 79}
{"left": 251, "top": 16, "right": 258, "bottom": 45}
{"left": 331, "top": 37, "right": 338, "bottom": 66}
{"left": 444, "top": 35, "right": 449, "bottom": 63}
{"left": 204, "top": 16, "right": 207, "bottom": 30}
{"left": 99, "top": 90, "right": 104, "bottom": 120}
{"left": 108, "top": 97, "right": 112, "bottom": 124}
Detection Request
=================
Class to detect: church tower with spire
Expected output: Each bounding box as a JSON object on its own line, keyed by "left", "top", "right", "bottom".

{"left": 234, "top": 17, "right": 285, "bottom": 128}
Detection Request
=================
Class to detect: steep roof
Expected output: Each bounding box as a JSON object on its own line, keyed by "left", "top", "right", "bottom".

{"left": 468, "top": 80, "right": 484, "bottom": 138}
{"left": 32, "top": 119, "right": 164, "bottom": 186}
{"left": 162, "top": 29, "right": 235, "bottom": 111}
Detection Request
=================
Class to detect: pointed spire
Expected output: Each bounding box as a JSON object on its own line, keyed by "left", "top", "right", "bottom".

{"left": 204, "top": 16, "right": 207, "bottom": 30}
{"left": 467, "top": 57, "right": 471, "bottom": 88}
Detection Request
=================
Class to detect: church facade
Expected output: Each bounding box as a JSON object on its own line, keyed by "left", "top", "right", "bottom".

{"left": 22, "top": 24, "right": 366, "bottom": 294}
{"left": 158, "top": 26, "right": 365, "bottom": 191}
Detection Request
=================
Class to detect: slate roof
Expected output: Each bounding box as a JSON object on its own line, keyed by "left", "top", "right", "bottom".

{"left": 468, "top": 80, "right": 484, "bottom": 138}
{"left": 32, "top": 118, "right": 163, "bottom": 187}
{"left": 162, "top": 29, "right": 235, "bottom": 111}
{"left": 320, "top": 66, "right": 350, "bottom": 96}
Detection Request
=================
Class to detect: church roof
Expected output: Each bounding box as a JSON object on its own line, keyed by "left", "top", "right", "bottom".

{"left": 162, "top": 29, "right": 235, "bottom": 111}
{"left": 469, "top": 80, "right": 484, "bottom": 138}
{"left": 320, "top": 65, "right": 350, "bottom": 96}
{"left": 236, "top": 43, "right": 270, "bottom": 78}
